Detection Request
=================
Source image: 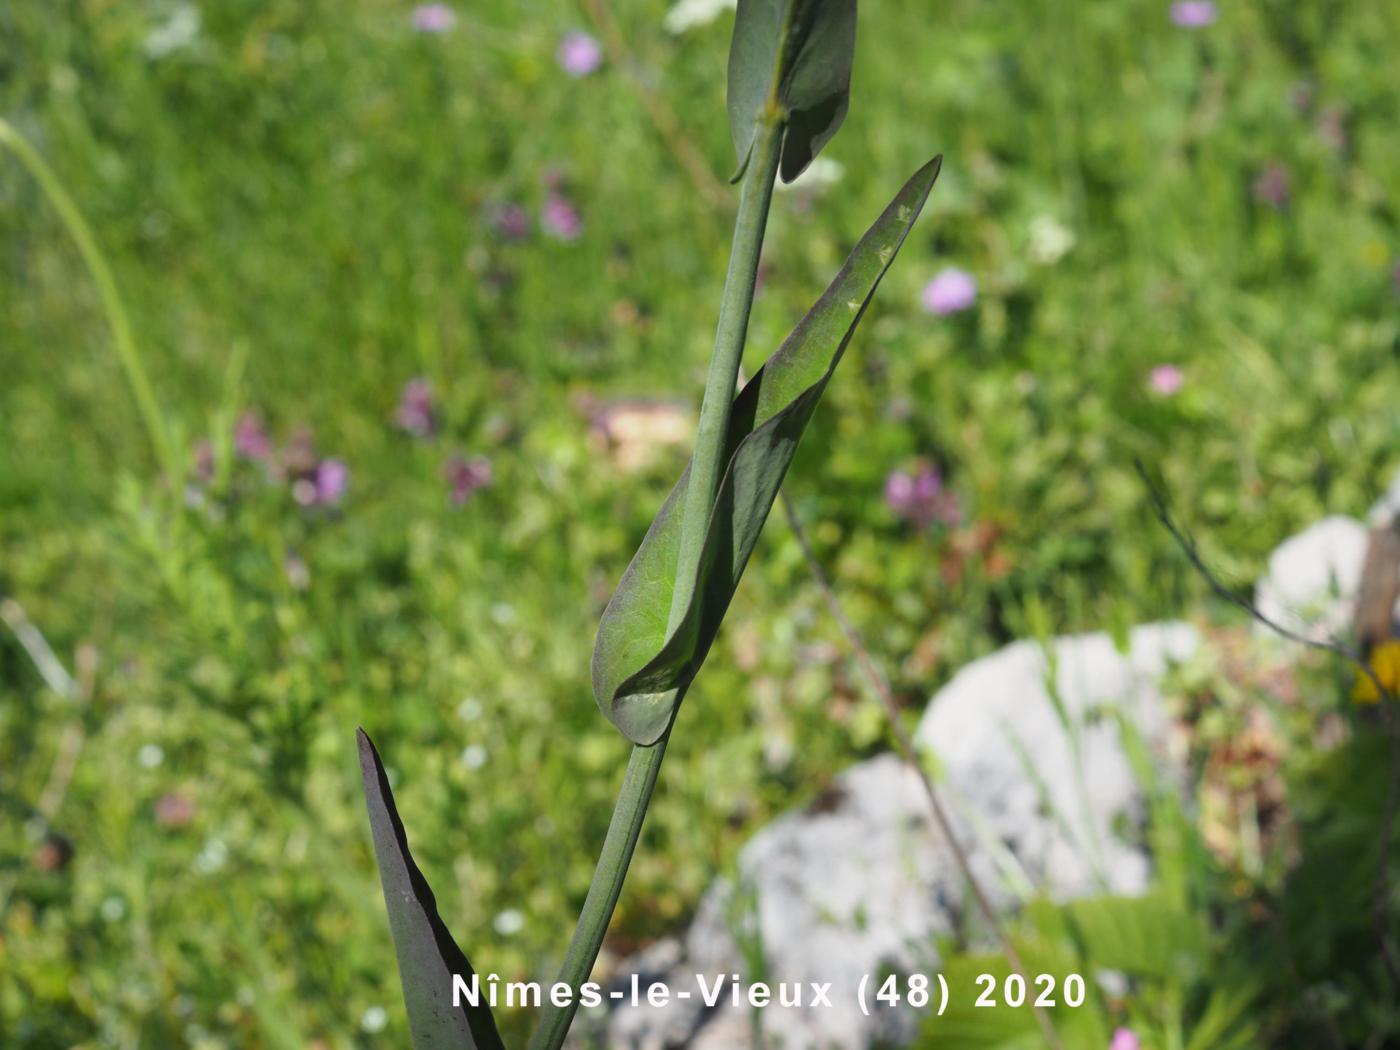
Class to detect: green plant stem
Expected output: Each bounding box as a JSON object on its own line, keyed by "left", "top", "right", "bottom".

{"left": 530, "top": 118, "right": 784, "bottom": 1050}
{"left": 667, "top": 114, "right": 784, "bottom": 634}
{"left": 527, "top": 738, "right": 667, "bottom": 1050}
{"left": 0, "top": 117, "right": 177, "bottom": 485}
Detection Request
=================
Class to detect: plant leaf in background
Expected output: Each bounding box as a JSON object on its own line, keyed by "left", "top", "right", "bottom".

{"left": 727, "top": 0, "right": 857, "bottom": 182}
{"left": 357, "top": 729, "right": 503, "bottom": 1050}
{"left": 592, "top": 155, "right": 941, "bottom": 745}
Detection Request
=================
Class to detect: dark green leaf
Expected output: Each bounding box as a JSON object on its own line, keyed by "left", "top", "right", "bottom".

{"left": 728, "top": 0, "right": 858, "bottom": 182}
{"left": 357, "top": 729, "right": 503, "bottom": 1050}
{"left": 592, "top": 156, "right": 941, "bottom": 745}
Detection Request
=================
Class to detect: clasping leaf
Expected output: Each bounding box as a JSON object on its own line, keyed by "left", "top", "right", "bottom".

{"left": 358, "top": 729, "right": 503, "bottom": 1050}
{"left": 592, "top": 155, "right": 941, "bottom": 745}
{"left": 728, "top": 0, "right": 858, "bottom": 182}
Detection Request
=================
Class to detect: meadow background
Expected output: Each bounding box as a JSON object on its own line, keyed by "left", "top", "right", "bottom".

{"left": 2, "top": 0, "right": 1399, "bottom": 1046}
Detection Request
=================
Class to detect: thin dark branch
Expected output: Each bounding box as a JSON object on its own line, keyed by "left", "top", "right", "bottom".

{"left": 779, "top": 492, "right": 1065, "bottom": 1050}
{"left": 1136, "top": 461, "right": 1400, "bottom": 995}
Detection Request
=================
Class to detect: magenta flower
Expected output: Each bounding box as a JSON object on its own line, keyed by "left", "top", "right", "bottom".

{"left": 444, "top": 454, "right": 493, "bottom": 506}
{"left": 1149, "top": 364, "right": 1184, "bottom": 396}
{"left": 1110, "top": 1029, "right": 1140, "bottom": 1050}
{"left": 192, "top": 439, "right": 214, "bottom": 484}
{"left": 1317, "top": 107, "right": 1347, "bottom": 151}
{"left": 556, "top": 30, "right": 603, "bottom": 77}
{"left": 234, "top": 411, "right": 273, "bottom": 461}
{"left": 294, "top": 458, "right": 349, "bottom": 507}
{"left": 884, "top": 462, "right": 961, "bottom": 528}
{"left": 1252, "top": 164, "right": 1291, "bottom": 211}
{"left": 921, "top": 267, "right": 977, "bottom": 315}
{"left": 411, "top": 3, "right": 456, "bottom": 32}
{"left": 542, "top": 193, "right": 583, "bottom": 241}
{"left": 490, "top": 202, "right": 530, "bottom": 242}
{"left": 396, "top": 378, "right": 437, "bottom": 438}
{"left": 1170, "top": 1, "right": 1217, "bottom": 28}
{"left": 314, "top": 458, "right": 349, "bottom": 504}
{"left": 154, "top": 792, "right": 196, "bottom": 828}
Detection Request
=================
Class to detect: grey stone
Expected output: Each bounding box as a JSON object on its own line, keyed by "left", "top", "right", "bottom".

{"left": 597, "top": 623, "right": 1199, "bottom": 1049}
{"left": 914, "top": 622, "right": 1200, "bottom": 903}
{"left": 1252, "top": 515, "right": 1368, "bottom": 641}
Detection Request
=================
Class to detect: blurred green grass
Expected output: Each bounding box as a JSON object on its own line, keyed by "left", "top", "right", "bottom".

{"left": 1, "top": 0, "right": 1398, "bottom": 1046}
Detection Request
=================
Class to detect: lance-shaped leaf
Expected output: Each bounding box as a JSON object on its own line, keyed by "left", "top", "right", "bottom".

{"left": 357, "top": 729, "right": 503, "bottom": 1050}
{"left": 593, "top": 155, "right": 941, "bottom": 745}
{"left": 728, "top": 0, "right": 857, "bottom": 183}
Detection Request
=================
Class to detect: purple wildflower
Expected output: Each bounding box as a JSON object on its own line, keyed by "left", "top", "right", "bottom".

{"left": 1109, "top": 1029, "right": 1140, "bottom": 1050}
{"left": 1290, "top": 80, "right": 1315, "bottom": 114}
{"left": 1317, "top": 106, "right": 1347, "bottom": 151}
{"left": 1149, "top": 364, "right": 1184, "bottom": 396}
{"left": 921, "top": 268, "right": 977, "bottom": 315}
{"left": 556, "top": 30, "right": 603, "bottom": 77}
{"left": 444, "top": 454, "right": 493, "bottom": 506}
{"left": 1170, "top": 1, "right": 1217, "bottom": 28}
{"left": 314, "top": 458, "right": 349, "bottom": 505}
{"left": 234, "top": 411, "right": 273, "bottom": 461}
{"left": 396, "top": 378, "right": 437, "bottom": 438}
{"left": 542, "top": 193, "right": 583, "bottom": 241}
{"left": 490, "top": 202, "right": 530, "bottom": 242}
{"left": 1252, "top": 164, "right": 1291, "bottom": 211}
{"left": 411, "top": 3, "right": 456, "bottom": 33}
{"left": 154, "top": 792, "right": 196, "bottom": 828}
{"left": 294, "top": 458, "right": 349, "bottom": 507}
{"left": 192, "top": 439, "right": 214, "bottom": 484}
{"left": 884, "top": 462, "right": 961, "bottom": 528}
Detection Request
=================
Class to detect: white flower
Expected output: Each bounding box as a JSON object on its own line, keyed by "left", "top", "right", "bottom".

{"left": 776, "top": 156, "right": 845, "bottom": 193}
{"left": 145, "top": 4, "right": 201, "bottom": 59}
{"left": 493, "top": 909, "right": 525, "bottom": 936}
{"left": 361, "top": 1006, "right": 389, "bottom": 1033}
{"left": 664, "top": 0, "right": 737, "bottom": 36}
{"left": 457, "top": 696, "right": 484, "bottom": 722}
{"left": 100, "top": 896, "right": 127, "bottom": 922}
{"left": 461, "top": 744, "right": 488, "bottom": 770}
{"left": 138, "top": 743, "right": 165, "bottom": 769}
{"left": 1027, "top": 215, "right": 1074, "bottom": 265}
{"left": 194, "top": 837, "right": 228, "bottom": 874}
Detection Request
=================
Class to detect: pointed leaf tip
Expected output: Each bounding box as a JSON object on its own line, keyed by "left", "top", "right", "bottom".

{"left": 592, "top": 155, "right": 941, "bottom": 744}
{"left": 358, "top": 730, "right": 503, "bottom": 1050}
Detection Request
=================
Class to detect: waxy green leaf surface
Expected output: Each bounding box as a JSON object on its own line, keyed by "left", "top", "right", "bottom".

{"left": 358, "top": 729, "right": 503, "bottom": 1050}
{"left": 728, "top": 0, "right": 858, "bottom": 182}
{"left": 592, "top": 156, "right": 941, "bottom": 745}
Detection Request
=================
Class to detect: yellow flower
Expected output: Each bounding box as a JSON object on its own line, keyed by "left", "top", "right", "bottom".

{"left": 1354, "top": 639, "right": 1400, "bottom": 704}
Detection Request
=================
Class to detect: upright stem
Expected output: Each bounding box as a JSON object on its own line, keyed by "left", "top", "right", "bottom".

{"left": 667, "top": 115, "right": 784, "bottom": 633}
{"left": 0, "top": 118, "right": 178, "bottom": 486}
{"left": 529, "top": 117, "right": 785, "bottom": 1050}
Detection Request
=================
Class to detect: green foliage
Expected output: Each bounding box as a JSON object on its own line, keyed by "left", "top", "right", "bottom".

{"left": 1, "top": 0, "right": 1398, "bottom": 1046}
{"left": 925, "top": 894, "right": 1258, "bottom": 1050}
{"left": 727, "top": 0, "right": 857, "bottom": 182}
{"left": 593, "top": 157, "right": 940, "bottom": 744}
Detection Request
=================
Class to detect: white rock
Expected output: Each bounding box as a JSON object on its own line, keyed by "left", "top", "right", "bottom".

{"left": 1252, "top": 516, "right": 1368, "bottom": 640}
{"left": 599, "top": 623, "right": 1198, "bottom": 1049}
{"left": 915, "top": 623, "right": 1200, "bottom": 903}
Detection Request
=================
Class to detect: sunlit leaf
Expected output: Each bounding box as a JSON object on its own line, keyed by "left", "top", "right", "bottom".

{"left": 357, "top": 729, "right": 503, "bottom": 1050}
{"left": 728, "top": 0, "right": 858, "bottom": 182}
{"left": 592, "top": 156, "right": 940, "bottom": 745}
